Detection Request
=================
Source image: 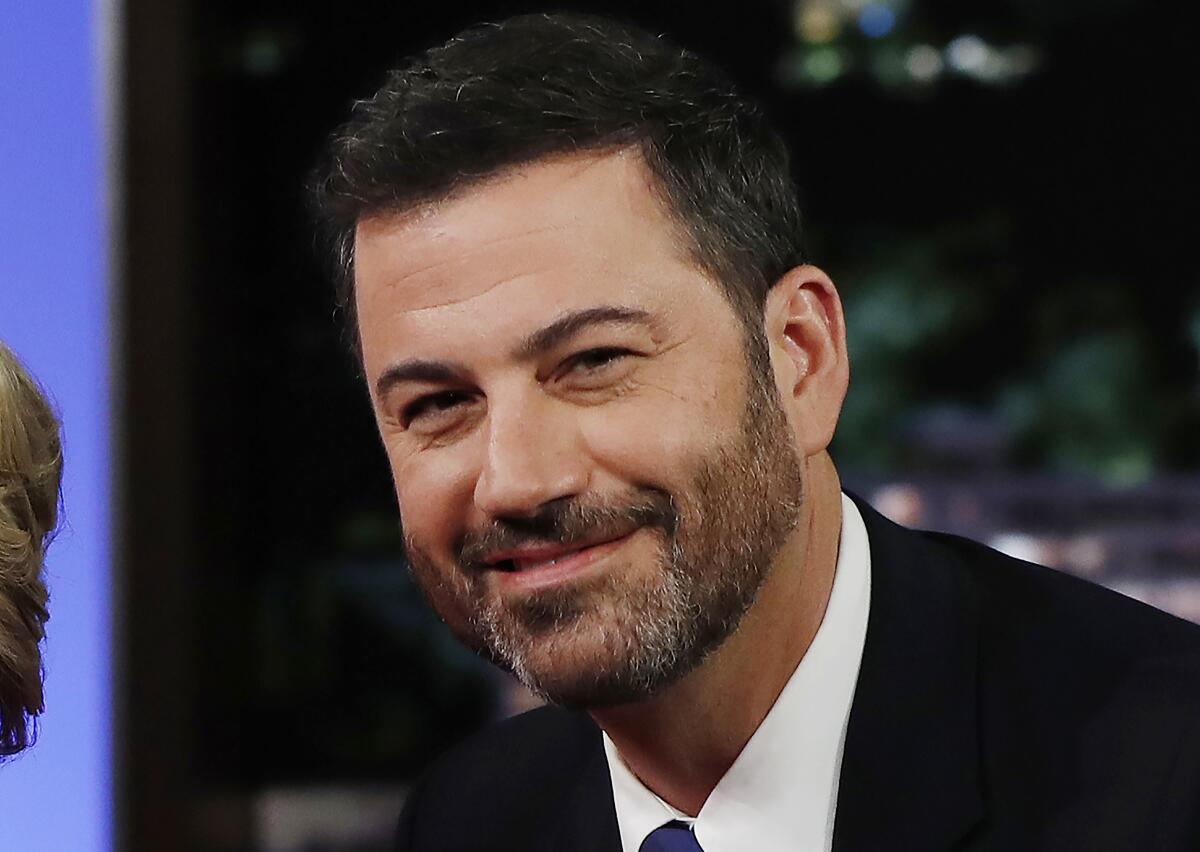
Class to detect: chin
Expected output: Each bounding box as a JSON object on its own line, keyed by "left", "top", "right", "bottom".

{"left": 496, "top": 619, "right": 705, "bottom": 710}
{"left": 521, "top": 662, "right": 676, "bottom": 710}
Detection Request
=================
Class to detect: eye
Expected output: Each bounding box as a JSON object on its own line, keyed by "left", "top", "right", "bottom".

{"left": 566, "top": 347, "right": 633, "bottom": 374}
{"left": 403, "top": 390, "right": 473, "bottom": 427}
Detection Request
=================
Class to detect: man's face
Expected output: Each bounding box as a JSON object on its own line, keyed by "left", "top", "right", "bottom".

{"left": 354, "top": 152, "right": 804, "bottom": 707}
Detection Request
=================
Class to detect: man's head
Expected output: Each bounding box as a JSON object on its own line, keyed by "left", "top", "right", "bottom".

{"left": 312, "top": 12, "right": 804, "bottom": 351}
{"left": 312, "top": 14, "right": 849, "bottom": 707}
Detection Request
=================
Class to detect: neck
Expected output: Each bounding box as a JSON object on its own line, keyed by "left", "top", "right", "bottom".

{"left": 590, "top": 453, "right": 844, "bottom": 816}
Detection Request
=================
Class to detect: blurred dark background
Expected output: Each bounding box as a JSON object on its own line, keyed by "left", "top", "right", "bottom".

{"left": 119, "top": 0, "right": 1200, "bottom": 849}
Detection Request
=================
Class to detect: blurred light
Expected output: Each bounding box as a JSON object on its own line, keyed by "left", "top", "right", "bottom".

{"left": 905, "top": 44, "right": 943, "bottom": 82}
{"left": 872, "top": 484, "right": 925, "bottom": 527}
{"left": 989, "top": 533, "right": 1049, "bottom": 565}
{"left": 793, "top": 0, "right": 844, "bottom": 44}
{"left": 945, "top": 37, "right": 1042, "bottom": 85}
{"left": 244, "top": 33, "right": 285, "bottom": 76}
{"left": 1006, "top": 44, "right": 1042, "bottom": 76}
{"left": 245, "top": 42, "right": 282, "bottom": 75}
{"left": 945, "top": 34, "right": 1041, "bottom": 85}
{"left": 858, "top": 4, "right": 897, "bottom": 38}
{"left": 803, "top": 46, "right": 848, "bottom": 83}
{"left": 1065, "top": 535, "right": 1107, "bottom": 575}
{"left": 946, "top": 34, "right": 989, "bottom": 74}
{"left": 869, "top": 46, "right": 908, "bottom": 87}
{"left": 776, "top": 45, "right": 849, "bottom": 88}
{"left": 775, "top": 51, "right": 808, "bottom": 88}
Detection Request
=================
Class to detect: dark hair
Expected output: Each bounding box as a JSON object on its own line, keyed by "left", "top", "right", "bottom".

{"left": 311, "top": 12, "right": 804, "bottom": 351}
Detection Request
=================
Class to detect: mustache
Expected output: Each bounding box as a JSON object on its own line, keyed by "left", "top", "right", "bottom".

{"left": 457, "top": 489, "right": 678, "bottom": 572}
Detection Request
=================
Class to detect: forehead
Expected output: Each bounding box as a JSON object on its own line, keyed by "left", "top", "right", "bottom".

{"left": 352, "top": 151, "right": 706, "bottom": 330}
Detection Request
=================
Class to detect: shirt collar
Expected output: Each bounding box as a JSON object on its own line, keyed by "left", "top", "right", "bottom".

{"left": 602, "top": 493, "right": 872, "bottom": 852}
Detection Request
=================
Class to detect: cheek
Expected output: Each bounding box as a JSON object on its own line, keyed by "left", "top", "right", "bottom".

{"left": 390, "top": 446, "right": 479, "bottom": 555}
{"left": 386, "top": 448, "right": 490, "bottom": 646}
{"left": 577, "top": 376, "right": 740, "bottom": 485}
{"left": 405, "top": 539, "right": 483, "bottom": 647}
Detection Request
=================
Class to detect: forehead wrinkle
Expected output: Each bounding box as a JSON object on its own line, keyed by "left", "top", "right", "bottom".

{"left": 359, "top": 224, "right": 589, "bottom": 315}
{"left": 364, "top": 220, "right": 577, "bottom": 286}
{"left": 356, "top": 151, "right": 718, "bottom": 358}
{"left": 357, "top": 152, "right": 651, "bottom": 290}
{"left": 390, "top": 264, "right": 568, "bottom": 315}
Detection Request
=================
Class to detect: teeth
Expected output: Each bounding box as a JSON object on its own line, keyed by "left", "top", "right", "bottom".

{"left": 516, "top": 550, "right": 576, "bottom": 571}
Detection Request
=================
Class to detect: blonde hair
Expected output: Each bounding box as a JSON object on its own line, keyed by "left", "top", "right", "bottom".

{"left": 0, "top": 342, "right": 62, "bottom": 758}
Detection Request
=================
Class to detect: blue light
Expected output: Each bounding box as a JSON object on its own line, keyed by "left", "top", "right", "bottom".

{"left": 859, "top": 5, "right": 897, "bottom": 39}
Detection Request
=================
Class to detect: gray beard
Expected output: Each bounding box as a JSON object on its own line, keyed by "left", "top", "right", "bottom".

{"left": 462, "top": 367, "right": 805, "bottom": 708}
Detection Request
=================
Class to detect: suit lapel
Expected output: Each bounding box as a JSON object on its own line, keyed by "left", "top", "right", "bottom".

{"left": 833, "top": 497, "right": 984, "bottom": 851}
{"left": 548, "top": 726, "right": 624, "bottom": 852}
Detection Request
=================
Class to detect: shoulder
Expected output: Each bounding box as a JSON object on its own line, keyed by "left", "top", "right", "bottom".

{"left": 854, "top": 489, "right": 1200, "bottom": 677}
{"left": 396, "top": 704, "right": 604, "bottom": 851}
{"left": 857, "top": 505, "right": 1200, "bottom": 841}
{"left": 416, "top": 702, "right": 601, "bottom": 787}
{"left": 859, "top": 495, "right": 1200, "bottom": 734}
{"left": 923, "top": 525, "right": 1200, "bottom": 770}
{"left": 924, "top": 527, "right": 1200, "bottom": 671}
{"left": 921, "top": 529, "right": 1200, "bottom": 840}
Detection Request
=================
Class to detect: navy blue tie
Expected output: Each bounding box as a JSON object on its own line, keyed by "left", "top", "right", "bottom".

{"left": 639, "top": 820, "right": 705, "bottom": 852}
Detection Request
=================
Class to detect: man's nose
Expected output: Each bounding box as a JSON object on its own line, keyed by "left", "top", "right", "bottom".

{"left": 472, "top": 396, "right": 589, "bottom": 519}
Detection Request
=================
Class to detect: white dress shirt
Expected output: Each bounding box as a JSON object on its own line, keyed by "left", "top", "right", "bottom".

{"left": 602, "top": 493, "right": 872, "bottom": 852}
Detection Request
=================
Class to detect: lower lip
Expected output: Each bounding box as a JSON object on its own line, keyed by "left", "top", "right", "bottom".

{"left": 492, "top": 532, "right": 636, "bottom": 594}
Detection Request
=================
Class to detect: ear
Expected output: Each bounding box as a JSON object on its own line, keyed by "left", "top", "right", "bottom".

{"left": 762, "top": 265, "right": 850, "bottom": 456}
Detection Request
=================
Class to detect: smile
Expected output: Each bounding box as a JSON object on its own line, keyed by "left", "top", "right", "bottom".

{"left": 485, "top": 532, "right": 637, "bottom": 593}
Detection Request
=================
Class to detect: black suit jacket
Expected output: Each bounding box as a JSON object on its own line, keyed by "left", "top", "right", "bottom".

{"left": 395, "top": 500, "right": 1200, "bottom": 851}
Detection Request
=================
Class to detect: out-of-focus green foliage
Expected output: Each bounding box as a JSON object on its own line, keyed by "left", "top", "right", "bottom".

{"left": 832, "top": 221, "right": 1200, "bottom": 482}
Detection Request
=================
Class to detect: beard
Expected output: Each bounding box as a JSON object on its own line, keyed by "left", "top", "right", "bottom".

{"left": 404, "top": 344, "right": 805, "bottom": 708}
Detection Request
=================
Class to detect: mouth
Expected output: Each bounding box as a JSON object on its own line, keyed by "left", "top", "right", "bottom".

{"left": 483, "top": 531, "right": 638, "bottom": 593}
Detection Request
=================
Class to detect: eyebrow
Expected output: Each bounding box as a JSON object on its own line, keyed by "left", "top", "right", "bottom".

{"left": 374, "top": 305, "right": 654, "bottom": 400}
{"left": 374, "top": 360, "right": 465, "bottom": 400}
{"left": 512, "top": 305, "right": 654, "bottom": 360}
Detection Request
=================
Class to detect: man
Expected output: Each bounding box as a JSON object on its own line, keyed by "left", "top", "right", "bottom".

{"left": 311, "top": 13, "right": 1200, "bottom": 851}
